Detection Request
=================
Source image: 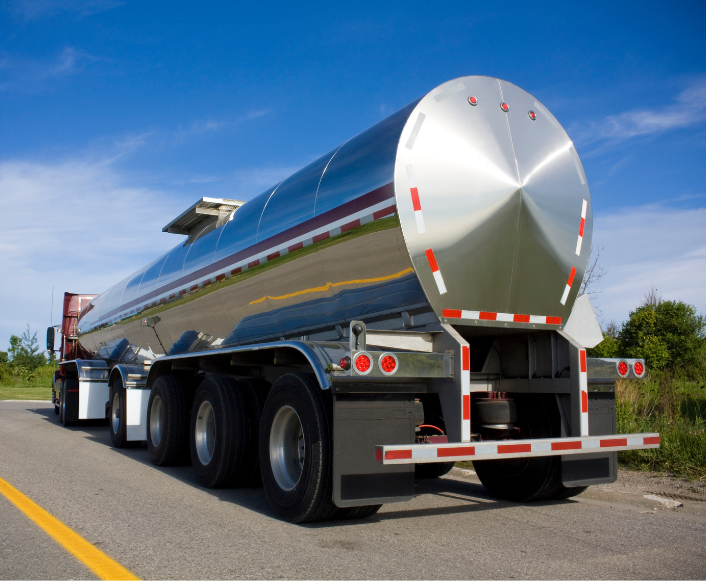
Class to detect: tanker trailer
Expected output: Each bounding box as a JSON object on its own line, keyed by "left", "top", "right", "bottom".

{"left": 50, "top": 75, "right": 658, "bottom": 523}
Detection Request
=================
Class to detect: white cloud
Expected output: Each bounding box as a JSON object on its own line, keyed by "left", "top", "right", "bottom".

{"left": 591, "top": 203, "right": 706, "bottom": 326}
{"left": 576, "top": 78, "right": 706, "bottom": 147}
{"left": 0, "top": 46, "right": 97, "bottom": 91}
{"left": 0, "top": 142, "right": 302, "bottom": 351}
{"left": 0, "top": 154, "right": 184, "bottom": 349}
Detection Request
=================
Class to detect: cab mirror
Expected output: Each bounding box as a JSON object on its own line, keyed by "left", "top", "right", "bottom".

{"left": 46, "top": 327, "right": 55, "bottom": 352}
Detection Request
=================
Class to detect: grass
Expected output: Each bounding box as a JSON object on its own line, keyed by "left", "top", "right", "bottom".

{"left": 0, "top": 363, "right": 54, "bottom": 401}
{"left": 0, "top": 385, "right": 52, "bottom": 401}
{"left": 616, "top": 375, "right": 706, "bottom": 480}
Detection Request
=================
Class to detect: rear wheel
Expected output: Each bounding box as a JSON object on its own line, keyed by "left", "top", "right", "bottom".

{"left": 190, "top": 376, "right": 252, "bottom": 488}
{"left": 61, "top": 379, "right": 78, "bottom": 426}
{"left": 260, "top": 373, "right": 337, "bottom": 523}
{"left": 109, "top": 378, "right": 136, "bottom": 448}
{"left": 59, "top": 383, "right": 66, "bottom": 425}
{"left": 474, "top": 395, "right": 563, "bottom": 502}
{"left": 147, "top": 376, "right": 190, "bottom": 466}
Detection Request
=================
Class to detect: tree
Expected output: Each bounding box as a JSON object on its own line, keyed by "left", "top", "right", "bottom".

{"left": 579, "top": 245, "right": 606, "bottom": 299}
{"left": 619, "top": 298, "right": 705, "bottom": 378}
{"left": 7, "top": 325, "right": 46, "bottom": 371}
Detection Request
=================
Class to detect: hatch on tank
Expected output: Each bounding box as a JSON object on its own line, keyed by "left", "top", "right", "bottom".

{"left": 162, "top": 197, "right": 246, "bottom": 237}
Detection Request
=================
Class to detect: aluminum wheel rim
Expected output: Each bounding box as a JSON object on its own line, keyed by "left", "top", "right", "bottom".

{"left": 194, "top": 400, "right": 216, "bottom": 465}
{"left": 150, "top": 395, "right": 163, "bottom": 447}
{"left": 111, "top": 392, "right": 120, "bottom": 433}
{"left": 269, "top": 405, "right": 305, "bottom": 491}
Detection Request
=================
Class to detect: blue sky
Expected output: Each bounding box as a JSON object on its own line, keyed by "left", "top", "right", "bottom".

{"left": 1, "top": 0, "right": 705, "bottom": 350}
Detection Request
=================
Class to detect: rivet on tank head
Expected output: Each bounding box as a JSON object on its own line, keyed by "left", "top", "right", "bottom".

{"left": 468, "top": 96, "right": 478, "bottom": 106}
{"left": 500, "top": 102, "right": 509, "bottom": 112}
{"left": 528, "top": 110, "right": 537, "bottom": 120}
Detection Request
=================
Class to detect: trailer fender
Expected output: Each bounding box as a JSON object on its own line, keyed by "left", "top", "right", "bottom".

{"left": 144, "top": 340, "right": 338, "bottom": 391}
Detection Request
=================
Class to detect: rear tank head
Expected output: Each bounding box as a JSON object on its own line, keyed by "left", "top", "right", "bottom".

{"left": 395, "top": 76, "right": 592, "bottom": 329}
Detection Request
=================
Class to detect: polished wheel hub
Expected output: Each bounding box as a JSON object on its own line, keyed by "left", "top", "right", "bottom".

{"left": 194, "top": 400, "right": 216, "bottom": 465}
{"left": 150, "top": 395, "right": 163, "bottom": 447}
{"left": 269, "top": 405, "right": 305, "bottom": 491}
{"left": 111, "top": 392, "right": 120, "bottom": 433}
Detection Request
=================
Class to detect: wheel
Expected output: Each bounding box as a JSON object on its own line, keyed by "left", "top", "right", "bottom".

{"left": 415, "top": 462, "right": 455, "bottom": 479}
{"left": 474, "top": 395, "right": 564, "bottom": 502}
{"left": 109, "top": 377, "right": 137, "bottom": 448}
{"left": 190, "top": 376, "right": 253, "bottom": 488}
{"left": 147, "top": 376, "right": 190, "bottom": 466}
{"left": 259, "top": 373, "right": 337, "bottom": 523}
{"left": 61, "top": 379, "right": 78, "bottom": 426}
{"left": 59, "top": 383, "right": 66, "bottom": 425}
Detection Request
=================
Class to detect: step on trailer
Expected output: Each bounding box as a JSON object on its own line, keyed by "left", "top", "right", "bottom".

{"left": 48, "top": 75, "right": 657, "bottom": 522}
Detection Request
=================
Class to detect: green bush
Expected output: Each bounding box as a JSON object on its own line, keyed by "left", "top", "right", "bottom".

{"left": 589, "top": 299, "right": 706, "bottom": 379}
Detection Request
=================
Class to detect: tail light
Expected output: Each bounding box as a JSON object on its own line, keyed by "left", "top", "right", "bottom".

{"left": 353, "top": 352, "right": 372, "bottom": 375}
{"left": 339, "top": 356, "right": 351, "bottom": 370}
{"left": 378, "top": 353, "right": 399, "bottom": 376}
{"left": 633, "top": 360, "right": 645, "bottom": 377}
{"left": 617, "top": 360, "right": 629, "bottom": 378}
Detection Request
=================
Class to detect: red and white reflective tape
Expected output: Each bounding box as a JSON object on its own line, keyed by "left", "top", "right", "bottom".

{"left": 442, "top": 309, "right": 561, "bottom": 326}
{"left": 579, "top": 349, "right": 589, "bottom": 436}
{"left": 575, "top": 199, "right": 587, "bottom": 256}
{"left": 425, "top": 248, "right": 447, "bottom": 294}
{"left": 375, "top": 433, "right": 660, "bottom": 464}
{"left": 560, "top": 266, "right": 577, "bottom": 305}
{"left": 461, "top": 345, "right": 471, "bottom": 442}
{"left": 405, "top": 165, "right": 425, "bottom": 234}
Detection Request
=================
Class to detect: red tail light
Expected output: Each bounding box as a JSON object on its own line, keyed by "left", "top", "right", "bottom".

{"left": 354, "top": 353, "right": 372, "bottom": 374}
{"left": 379, "top": 353, "right": 398, "bottom": 375}
{"left": 617, "top": 360, "right": 629, "bottom": 378}
{"left": 633, "top": 361, "right": 645, "bottom": 377}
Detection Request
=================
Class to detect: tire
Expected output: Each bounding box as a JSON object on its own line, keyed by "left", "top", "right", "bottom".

{"left": 59, "top": 383, "right": 66, "bottom": 425}
{"left": 61, "top": 379, "right": 78, "bottom": 426}
{"left": 474, "top": 395, "right": 564, "bottom": 502}
{"left": 415, "top": 462, "right": 455, "bottom": 479}
{"left": 54, "top": 403, "right": 59, "bottom": 415}
{"left": 109, "top": 377, "right": 137, "bottom": 448}
{"left": 259, "top": 373, "right": 337, "bottom": 523}
{"left": 190, "top": 376, "right": 253, "bottom": 488}
{"left": 147, "top": 376, "right": 190, "bottom": 466}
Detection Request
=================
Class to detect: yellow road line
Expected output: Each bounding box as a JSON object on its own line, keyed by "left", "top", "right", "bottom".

{"left": 249, "top": 267, "right": 415, "bottom": 305}
{"left": 0, "top": 476, "right": 139, "bottom": 580}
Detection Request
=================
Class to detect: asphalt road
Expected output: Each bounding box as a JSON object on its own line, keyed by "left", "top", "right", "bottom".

{"left": 1, "top": 400, "right": 704, "bottom": 580}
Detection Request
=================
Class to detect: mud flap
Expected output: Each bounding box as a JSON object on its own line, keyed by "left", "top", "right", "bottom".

{"left": 332, "top": 394, "right": 416, "bottom": 508}
{"left": 562, "top": 392, "right": 617, "bottom": 487}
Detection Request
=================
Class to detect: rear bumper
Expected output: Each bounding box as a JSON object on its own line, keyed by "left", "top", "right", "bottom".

{"left": 375, "top": 433, "right": 659, "bottom": 464}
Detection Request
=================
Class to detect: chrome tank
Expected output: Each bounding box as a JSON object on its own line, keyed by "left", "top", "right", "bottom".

{"left": 78, "top": 76, "right": 591, "bottom": 361}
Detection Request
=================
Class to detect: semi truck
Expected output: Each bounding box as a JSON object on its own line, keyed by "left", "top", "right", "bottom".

{"left": 47, "top": 75, "right": 658, "bottom": 523}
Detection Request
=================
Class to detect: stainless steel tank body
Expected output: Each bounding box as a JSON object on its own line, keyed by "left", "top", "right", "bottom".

{"left": 77, "top": 76, "right": 592, "bottom": 361}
